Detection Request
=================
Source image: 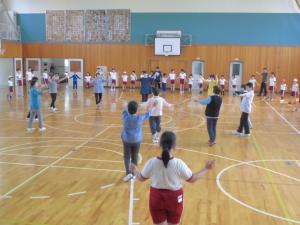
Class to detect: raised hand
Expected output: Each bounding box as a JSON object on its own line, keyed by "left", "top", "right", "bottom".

{"left": 205, "top": 160, "right": 216, "bottom": 170}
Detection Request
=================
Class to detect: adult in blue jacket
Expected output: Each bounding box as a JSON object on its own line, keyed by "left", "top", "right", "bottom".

{"left": 139, "top": 71, "right": 151, "bottom": 102}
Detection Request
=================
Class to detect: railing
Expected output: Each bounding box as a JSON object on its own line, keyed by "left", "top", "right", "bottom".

{"left": 0, "top": 22, "right": 20, "bottom": 41}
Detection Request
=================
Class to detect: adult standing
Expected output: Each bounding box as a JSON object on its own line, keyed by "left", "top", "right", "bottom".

{"left": 93, "top": 72, "right": 106, "bottom": 109}
{"left": 197, "top": 86, "right": 222, "bottom": 146}
{"left": 257, "top": 67, "right": 268, "bottom": 96}
{"left": 139, "top": 71, "right": 151, "bottom": 102}
{"left": 131, "top": 131, "right": 215, "bottom": 225}
{"left": 154, "top": 67, "right": 162, "bottom": 89}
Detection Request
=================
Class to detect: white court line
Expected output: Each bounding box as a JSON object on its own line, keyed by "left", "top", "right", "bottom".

{"left": 30, "top": 196, "right": 50, "bottom": 199}
{"left": 100, "top": 183, "right": 115, "bottom": 189}
{"left": 128, "top": 178, "right": 136, "bottom": 225}
{"left": 68, "top": 191, "right": 87, "bottom": 196}
{"left": 0, "top": 126, "right": 112, "bottom": 201}
{"left": 296, "top": 161, "right": 300, "bottom": 168}
{"left": 0, "top": 196, "right": 12, "bottom": 199}
{"left": 264, "top": 100, "right": 300, "bottom": 135}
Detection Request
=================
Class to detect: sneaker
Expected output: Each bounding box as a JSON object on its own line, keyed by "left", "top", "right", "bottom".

{"left": 39, "top": 127, "right": 47, "bottom": 132}
{"left": 241, "top": 133, "right": 251, "bottom": 137}
{"left": 123, "top": 174, "right": 133, "bottom": 182}
{"left": 27, "top": 128, "right": 35, "bottom": 133}
{"left": 232, "top": 131, "right": 242, "bottom": 136}
{"left": 34, "top": 118, "right": 39, "bottom": 122}
{"left": 209, "top": 141, "right": 216, "bottom": 147}
{"left": 155, "top": 132, "right": 160, "bottom": 141}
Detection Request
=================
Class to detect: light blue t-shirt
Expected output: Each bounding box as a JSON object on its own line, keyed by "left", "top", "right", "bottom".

{"left": 93, "top": 78, "right": 105, "bottom": 93}
{"left": 29, "top": 87, "right": 43, "bottom": 110}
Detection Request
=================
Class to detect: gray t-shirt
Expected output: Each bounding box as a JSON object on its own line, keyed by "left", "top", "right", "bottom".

{"left": 49, "top": 80, "right": 58, "bottom": 93}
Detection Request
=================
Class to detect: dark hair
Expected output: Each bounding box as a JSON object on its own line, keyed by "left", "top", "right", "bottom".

{"left": 160, "top": 131, "right": 176, "bottom": 168}
{"left": 128, "top": 101, "right": 138, "bottom": 115}
{"left": 213, "top": 86, "right": 221, "bottom": 95}
{"left": 152, "top": 87, "right": 160, "bottom": 96}
{"left": 30, "top": 77, "right": 38, "bottom": 87}
{"left": 246, "top": 82, "right": 253, "bottom": 89}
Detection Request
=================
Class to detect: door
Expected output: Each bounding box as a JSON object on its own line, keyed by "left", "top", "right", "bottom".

{"left": 229, "top": 61, "right": 243, "bottom": 93}
{"left": 14, "top": 58, "right": 24, "bottom": 97}
{"left": 192, "top": 60, "right": 205, "bottom": 90}
{"left": 65, "top": 59, "right": 84, "bottom": 87}
{"left": 25, "top": 58, "right": 41, "bottom": 79}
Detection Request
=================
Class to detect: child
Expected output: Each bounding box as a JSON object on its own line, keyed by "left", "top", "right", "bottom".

{"left": 205, "top": 74, "right": 218, "bottom": 96}
{"left": 188, "top": 74, "right": 193, "bottom": 93}
{"left": 85, "top": 72, "right": 92, "bottom": 89}
{"left": 198, "top": 74, "right": 205, "bottom": 94}
{"left": 69, "top": 73, "right": 81, "bottom": 95}
{"left": 121, "top": 100, "right": 155, "bottom": 182}
{"left": 149, "top": 71, "right": 156, "bottom": 88}
{"left": 219, "top": 75, "right": 226, "bottom": 95}
{"left": 122, "top": 72, "right": 128, "bottom": 91}
{"left": 161, "top": 73, "right": 168, "bottom": 96}
{"left": 93, "top": 72, "right": 106, "bottom": 108}
{"left": 142, "top": 88, "right": 173, "bottom": 143}
{"left": 154, "top": 67, "right": 162, "bottom": 89}
{"left": 26, "top": 67, "right": 34, "bottom": 89}
{"left": 49, "top": 73, "right": 68, "bottom": 112}
{"left": 197, "top": 86, "right": 222, "bottom": 146}
{"left": 7, "top": 76, "right": 14, "bottom": 101}
{"left": 179, "top": 69, "right": 187, "bottom": 93}
{"left": 131, "top": 131, "right": 215, "bottom": 225}
{"left": 139, "top": 71, "right": 151, "bottom": 102}
{"left": 267, "top": 72, "right": 276, "bottom": 101}
{"left": 231, "top": 75, "right": 237, "bottom": 96}
{"left": 169, "top": 69, "right": 176, "bottom": 93}
{"left": 232, "top": 82, "right": 254, "bottom": 137}
{"left": 248, "top": 75, "right": 257, "bottom": 91}
{"left": 130, "top": 71, "right": 137, "bottom": 90}
{"left": 289, "top": 78, "right": 299, "bottom": 105}
{"left": 16, "top": 68, "right": 23, "bottom": 87}
{"left": 43, "top": 69, "right": 49, "bottom": 87}
{"left": 109, "top": 68, "right": 118, "bottom": 92}
{"left": 280, "top": 79, "right": 287, "bottom": 103}
{"left": 27, "top": 77, "right": 46, "bottom": 132}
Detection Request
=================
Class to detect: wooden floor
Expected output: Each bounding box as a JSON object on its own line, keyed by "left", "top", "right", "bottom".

{"left": 0, "top": 85, "right": 300, "bottom": 225}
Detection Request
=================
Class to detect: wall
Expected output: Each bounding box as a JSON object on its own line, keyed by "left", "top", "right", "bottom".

{"left": 0, "top": 41, "right": 22, "bottom": 58}
{"left": 16, "top": 13, "right": 300, "bottom": 45}
{"left": 0, "top": 58, "right": 14, "bottom": 87}
{"left": 22, "top": 43, "right": 300, "bottom": 88}
{"left": 6, "top": 0, "right": 299, "bottom": 13}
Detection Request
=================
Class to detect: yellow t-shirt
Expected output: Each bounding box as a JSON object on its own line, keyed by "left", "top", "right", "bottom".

{"left": 206, "top": 79, "right": 218, "bottom": 96}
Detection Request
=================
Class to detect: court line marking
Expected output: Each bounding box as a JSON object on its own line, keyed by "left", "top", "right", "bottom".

{"left": 0, "top": 153, "right": 123, "bottom": 163}
{"left": 216, "top": 159, "right": 300, "bottom": 224}
{"left": 0, "top": 126, "right": 112, "bottom": 200}
{"left": 128, "top": 178, "right": 136, "bottom": 225}
{"left": 30, "top": 196, "right": 50, "bottom": 199}
{"left": 296, "top": 161, "right": 300, "bottom": 168}
{"left": 252, "top": 134, "right": 292, "bottom": 225}
{"left": 68, "top": 191, "right": 87, "bottom": 196}
{"left": 100, "top": 183, "right": 115, "bottom": 189}
{"left": 264, "top": 100, "right": 300, "bottom": 135}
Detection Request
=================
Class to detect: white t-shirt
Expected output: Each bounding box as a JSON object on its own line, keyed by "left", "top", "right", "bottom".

{"left": 169, "top": 72, "right": 176, "bottom": 80}
{"left": 248, "top": 78, "right": 257, "bottom": 88}
{"left": 26, "top": 71, "right": 33, "bottom": 81}
{"left": 110, "top": 72, "right": 117, "bottom": 80}
{"left": 8, "top": 80, "right": 13, "bottom": 87}
{"left": 240, "top": 90, "right": 254, "bottom": 113}
{"left": 143, "top": 96, "right": 172, "bottom": 116}
{"left": 198, "top": 76, "right": 204, "bottom": 84}
{"left": 219, "top": 78, "right": 226, "bottom": 85}
{"left": 141, "top": 157, "right": 193, "bottom": 191}
{"left": 231, "top": 78, "right": 237, "bottom": 86}
{"left": 280, "top": 83, "right": 287, "bottom": 91}
{"left": 188, "top": 78, "right": 193, "bottom": 85}
{"left": 179, "top": 72, "right": 186, "bottom": 80}
{"left": 269, "top": 77, "right": 276, "bottom": 86}
{"left": 16, "top": 72, "right": 22, "bottom": 80}
{"left": 43, "top": 72, "right": 48, "bottom": 79}
{"left": 130, "top": 74, "right": 137, "bottom": 81}
{"left": 122, "top": 74, "right": 128, "bottom": 82}
{"left": 292, "top": 83, "right": 299, "bottom": 92}
{"left": 85, "top": 75, "right": 91, "bottom": 82}
{"left": 162, "top": 77, "right": 168, "bottom": 83}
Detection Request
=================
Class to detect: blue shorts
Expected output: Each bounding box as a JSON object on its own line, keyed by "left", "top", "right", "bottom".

{"left": 162, "top": 83, "right": 167, "bottom": 92}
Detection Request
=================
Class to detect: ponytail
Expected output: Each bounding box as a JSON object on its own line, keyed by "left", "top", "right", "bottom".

{"left": 160, "top": 131, "right": 176, "bottom": 168}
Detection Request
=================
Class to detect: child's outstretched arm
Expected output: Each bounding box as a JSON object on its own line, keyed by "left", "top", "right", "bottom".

{"left": 187, "top": 160, "right": 216, "bottom": 183}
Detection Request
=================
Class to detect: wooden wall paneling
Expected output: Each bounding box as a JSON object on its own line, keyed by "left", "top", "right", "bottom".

{"left": 0, "top": 41, "right": 22, "bottom": 58}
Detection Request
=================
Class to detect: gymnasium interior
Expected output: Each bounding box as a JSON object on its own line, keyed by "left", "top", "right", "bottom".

{"left": 0, "top": 0, "right": 300, "bottom": 224}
